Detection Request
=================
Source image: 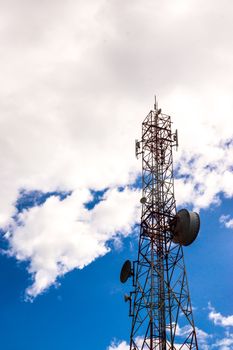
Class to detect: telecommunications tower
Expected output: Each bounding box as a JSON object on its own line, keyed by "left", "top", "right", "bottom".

{"left": 120, "top": 99, "right": 200, "bottom": 349}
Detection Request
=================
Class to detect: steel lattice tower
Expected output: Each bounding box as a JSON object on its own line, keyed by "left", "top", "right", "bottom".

{"left": 120, "top": 100, "right": 200, "bottom": 350}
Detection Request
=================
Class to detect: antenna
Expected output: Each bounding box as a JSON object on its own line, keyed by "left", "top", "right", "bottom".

{"left": 174, "top": 129, "right": 179, "bottom": 150}
{"left": 120, "top": 260, "right": 133, "bottom": 283}
{"left": 120, "top": 98, "right": 200, "bottom": 350}
{"left": 171, "top": 209, "right": 200, "bottom": 246}
{"left": 154, "top": 95, "right": 158, "bottom": 111}
{"left": 135, "top": 139, "right": 142, "bottom": 159}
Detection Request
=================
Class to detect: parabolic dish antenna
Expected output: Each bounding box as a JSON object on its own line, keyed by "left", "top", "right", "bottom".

{"left": 171, "top": 209, "right": 200, "bottom": 246}
{"left": 120, "top": 260, "right": 132, "bottom": 283}
{"left": 140, "top": 197, "right": 147, "bottom": 204}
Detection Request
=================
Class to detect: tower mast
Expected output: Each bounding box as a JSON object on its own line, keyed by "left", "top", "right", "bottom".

{"left": 121, "top": 100, "right": 200, "bottom": 349}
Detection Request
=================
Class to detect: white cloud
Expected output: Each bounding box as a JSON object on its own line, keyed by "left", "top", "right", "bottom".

{"left": 209, "top": 304, "right": 233, "bottom": 327}
{"left": 108, "top": 326, "right": 211, "bottom": 350}
{"left": 171, "top": 92, "right": 233, "bottom": 210}
{"left": 108, "top": 306, "right": 233, "bottom": 350}
{"left": 109, "top": 332, "right": 233, "bottom": 350}
{"left": 107, "top": 340, "right": 129, "bottom": 350}
{"left": 6, "top": 187, "right": 140, "bottom": 299}
{"left": 175, "top": 324, "right": 211, "bottom": 349}
{"left": 212, "top": 332, "right": 233, "bottom": 350}
{"left": 176, "top": 324, "right": 210, "bottom": 339}
{"left": 196, "top": 328, "right": 212, "bottom": 350}
{"left": 1, "top": 0, "right": 233, "bottom": 296}
{"left": 220, "top": 215, "right": 233, "bottom": 229}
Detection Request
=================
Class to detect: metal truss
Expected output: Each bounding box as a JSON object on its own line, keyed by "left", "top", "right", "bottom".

{"left": 129, "top": 107, "right": 198, "bottom": 349}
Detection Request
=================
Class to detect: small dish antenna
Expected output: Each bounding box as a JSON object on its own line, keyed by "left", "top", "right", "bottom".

{"left": 171, "top": 209, "right": 200, "bottom": 246}
{"left": 120, "top": 260, "right": 132, "bottom": 283}
{"left": 135, "top": 139, "right": 141, "bottom": 159}
{"left": 140, "top": 197, "right": 147, "bottom": 204}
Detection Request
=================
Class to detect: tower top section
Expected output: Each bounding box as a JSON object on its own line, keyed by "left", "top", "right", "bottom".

{"left": 135, "top": 97, "right": 178, "bottom": 159}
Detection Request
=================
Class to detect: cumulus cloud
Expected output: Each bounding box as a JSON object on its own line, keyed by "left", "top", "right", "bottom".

{"left": 108, "top": 331, "right": 233, "bottom": 350}
{"left": 174, "top": 324, "right": 210, "bottom": 349}
{"left": 212, "top": 332, "right": 233, "bottom": 350}
{"left": 1, "top": 0, "right": 233, "bottom": 296}
{"left": 108, "top": 340, "right": 129, "bottom": 350}
{"left": 108, "top": 327, "right": 211, "bottom": 350}
{"left": 219, "top": 215, "right": 233, "bottom": 229}
{"left": 108, "top": 305, "right": 233, "bottom": 350}
{"left": 6, "top": 187, "right": 140, "bottom": 299}
{"left": 176, "top": 324, "right": 210, "bottom": 339}
{"left": 209, "top": 304, "right": 233, "bottom": 327}
{"left": 171, "top": 90, "right": 233, "bottom": 211}
{"left": 107, "top": 337, "right": 145, "bottom": 350}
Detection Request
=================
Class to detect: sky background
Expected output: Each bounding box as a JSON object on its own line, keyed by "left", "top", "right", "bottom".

{"left": 0, "top": 0, "right": 233, "bottom": 349}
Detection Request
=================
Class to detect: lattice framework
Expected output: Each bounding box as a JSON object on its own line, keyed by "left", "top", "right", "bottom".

{"left": 129, "top": 107, "right": 198, "bottom": 350}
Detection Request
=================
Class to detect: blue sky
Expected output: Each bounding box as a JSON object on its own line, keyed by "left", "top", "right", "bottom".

{"left": 1, "top": 195, "right": 233, "bottom": 349}
{"left": 1, "top": 0, "right": 233, "bottom": 349}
